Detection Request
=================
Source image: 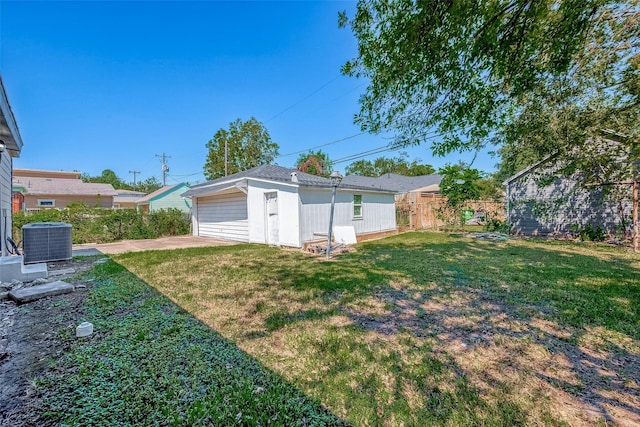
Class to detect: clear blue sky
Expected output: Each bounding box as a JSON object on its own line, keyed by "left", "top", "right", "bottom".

{"left": 1, "top": 0, "right": 498, "bottom": 186}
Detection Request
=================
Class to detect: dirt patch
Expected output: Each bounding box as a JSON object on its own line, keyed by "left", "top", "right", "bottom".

{"left": 0, "top": 257, "right": 98, "bottom": 426}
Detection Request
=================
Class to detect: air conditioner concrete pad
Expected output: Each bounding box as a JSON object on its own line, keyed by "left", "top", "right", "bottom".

{"left": 9, "top": 281, "right": 74, "bottom": 304}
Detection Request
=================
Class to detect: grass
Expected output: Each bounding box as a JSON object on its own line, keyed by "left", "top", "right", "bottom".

{"left": 36, "top": 232, "right": 640, "bottom": 426}
{"left": 34, "top": 261, "right": 345, "bottom": 426}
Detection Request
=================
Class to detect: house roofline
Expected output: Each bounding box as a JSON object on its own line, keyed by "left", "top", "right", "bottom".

{"left": 502, "top": 153, "right": 558, "bottom": 186}
{"left": 0, "top": 74, "right": 24, "bottom": 155}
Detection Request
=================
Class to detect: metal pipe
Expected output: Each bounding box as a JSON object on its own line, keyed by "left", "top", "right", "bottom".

{"left": 326, "top": 184, "right": 337, "bottom": 259}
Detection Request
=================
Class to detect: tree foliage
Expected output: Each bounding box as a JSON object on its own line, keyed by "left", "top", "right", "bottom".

{"left": 83, "top": 169, "right": 129, "bottom": 189}
{"left": 204, "top": 117, "right": 279, "bottom": 180}
{"left": 438, "top": 163, "right": 483, "bottom": 209}
{"left": 296, "top": 150, "right": 333, "bottom": 177}
{"left": 345, "top": 153, "right": 435, "bottom": 176}
{"left": 340, "top": 0, "right": 640, "bottom": 175}
{"left": 135, "top": 177, "right": 162, "bottom": 194}
{"left": 82, "top": 169, "right": 161, "bottom": 193}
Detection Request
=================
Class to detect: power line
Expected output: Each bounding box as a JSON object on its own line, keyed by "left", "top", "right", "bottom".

{"left": 332, "top": 132, "right": 446, "bottom": 165}
{"left": 276, "top": 132, "right": 366, "bottom": 159}
{"left": 333, "top": 145, "right": 399, "bottom": 165}
{"left": 265, "top": 74, "right": 342, "bottom": 123}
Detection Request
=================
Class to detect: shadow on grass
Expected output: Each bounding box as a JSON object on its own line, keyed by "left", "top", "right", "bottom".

{"left": 261, "top": 233, "right": 640, "bottom": 424}
{"left": 34, "top": 258, "right": 348, "bottom": 426}
{"left": 112, "top": 233, "right": 640, "bottom": 425}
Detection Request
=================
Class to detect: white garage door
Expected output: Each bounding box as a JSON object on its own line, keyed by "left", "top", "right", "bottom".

{"left": 196, "top": 192, "right": 249, "bottom": 242}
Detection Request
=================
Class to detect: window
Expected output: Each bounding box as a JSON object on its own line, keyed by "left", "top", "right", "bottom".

{"left": 37, "top": 199, "right": 55, "bottom": 208}
{"left": 353, "top": 194, "right": 362, "bottom": 218}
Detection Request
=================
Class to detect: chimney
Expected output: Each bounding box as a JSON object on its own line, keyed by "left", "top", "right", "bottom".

{"left": 290, "top": 171, "right": 298, "bottom": 183}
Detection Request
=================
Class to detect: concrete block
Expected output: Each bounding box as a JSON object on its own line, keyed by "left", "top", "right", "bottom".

{"left": 0, "top": 256, "right": 48, "bottom": 283}
{"left": 9, "top": 281, "right": 74, "bottom": 304}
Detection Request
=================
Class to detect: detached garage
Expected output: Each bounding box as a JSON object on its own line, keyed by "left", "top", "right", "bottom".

{"left": 182, "top": 165, "right": 397, "bottom": 248}
{"left": 193, "top": 189, "right": 248, "bottom": 241}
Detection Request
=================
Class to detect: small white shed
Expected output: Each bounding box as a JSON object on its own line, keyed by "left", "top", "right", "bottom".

{"left": 182, "top": 165, "right": 397, "bottom": 247}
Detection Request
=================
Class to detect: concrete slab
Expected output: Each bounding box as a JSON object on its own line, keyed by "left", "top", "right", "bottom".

{"left": 9, "top": 281, "right": 74, "bottom": 304}
{"left": 0, "top": 256, "right": 48, "bottom": 283}
{"left": 72, "top": 235, "right": 237, "bottom": 255}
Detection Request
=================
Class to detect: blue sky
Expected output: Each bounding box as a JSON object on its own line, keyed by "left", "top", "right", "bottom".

{"left": 1, "top": 1, "right": 498, "bottom": 186}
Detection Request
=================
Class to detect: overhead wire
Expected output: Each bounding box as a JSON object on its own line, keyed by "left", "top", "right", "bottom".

{"left": 276, "top": 132, "right": 366, "bottom": 159}
{"left": 265, "top": 74, "right": 342, "bottom": 124}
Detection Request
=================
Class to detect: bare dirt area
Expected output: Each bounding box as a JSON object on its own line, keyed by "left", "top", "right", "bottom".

{"left": 0, "top": 257, "right": 98, "bottom": 427}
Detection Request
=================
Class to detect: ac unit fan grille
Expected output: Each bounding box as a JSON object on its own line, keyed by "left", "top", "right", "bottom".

{"left": 22, "top": 222, "right": 73, "bottom": 264}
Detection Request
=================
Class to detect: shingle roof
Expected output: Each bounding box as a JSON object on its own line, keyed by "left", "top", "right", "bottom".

{"left": 136, "top": 183, "right": 187, "bottom": 204}
{"left": 341, "top": 173, "right": 442, "bottom": 193}
{"left": 184, "top": 165, "right": 396, "bottom": 197}
{"left": 13, "top": 176, "right": 117, "bottom": 196}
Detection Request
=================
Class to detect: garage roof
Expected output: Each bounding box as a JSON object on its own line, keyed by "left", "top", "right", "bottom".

{"left": 183, "top": 165, "right": 397, "bottom": 198}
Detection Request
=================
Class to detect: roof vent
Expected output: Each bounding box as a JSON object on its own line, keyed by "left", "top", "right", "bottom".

{"left": 290, "top": 171, "right": 298, "bottom": 183}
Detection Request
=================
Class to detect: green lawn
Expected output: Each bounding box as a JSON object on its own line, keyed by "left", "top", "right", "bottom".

{"left": 37, "top": 232, "right": 640, "bottom": 426}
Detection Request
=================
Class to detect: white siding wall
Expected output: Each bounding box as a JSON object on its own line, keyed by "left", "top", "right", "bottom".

{"left": 299, "top": 188, "right": 396, "bottom": 243}
{"left": 0, "top": 153, "right": 11, "bottom": 255}
{"left": 247, "top": 180, "right": 300, "bottom": 247}
{"left": 194, "top": 190, "right": 249, "bottom": 242}
{"left": 150, "top": 185, "right": 191, "bottom": 213}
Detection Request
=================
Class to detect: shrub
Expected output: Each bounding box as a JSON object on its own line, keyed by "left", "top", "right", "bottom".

{"left": 571, "top": 223, "right": 607, "bottom": 242}
{"left": 12, "top": 205, "right": 191, "bottom": 244}
{"left": 148, "top": 208, "right": 191, "bottom": 237}
{"left": 484, "top": 218, "right": 511, "bottom": 234}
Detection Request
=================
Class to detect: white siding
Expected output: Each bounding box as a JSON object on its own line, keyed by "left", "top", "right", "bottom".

{"left": 299, "top": 188, "right": 396, "bottom": 243}
{"left": 195, "top": 190, "right": 249, "bottom": 242}
{"left": 0, "top": 153, "right": 11, "bottom": 255}
{"left": 247, "top": 180, "right": 300, "bottom": 247}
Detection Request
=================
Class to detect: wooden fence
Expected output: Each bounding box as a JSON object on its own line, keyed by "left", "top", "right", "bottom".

{"left": 395, "top": 192, "right": 506, "bottom": 230}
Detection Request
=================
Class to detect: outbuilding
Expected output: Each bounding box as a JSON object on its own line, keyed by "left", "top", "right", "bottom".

{"left": 182, "top": 165, "right": 397, "bottom": 248}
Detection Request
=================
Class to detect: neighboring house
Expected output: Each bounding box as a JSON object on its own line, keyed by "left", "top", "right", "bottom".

{"left": 504, "top": 154, "right": 632, "bottom": 236}
{"left": 341, "top": 173, "right": 442, "bottom": 197}
{"left": 181, "top": 165, "right": 397, "bottom": 248}
{"left": 13, "top": 169, "right": 118, "bottom": 210}
{"left": 0, "top": 75, "right": 24, "bottom": 255}
{"left": 113, "top": 189, "right": 146, "bottom": 209}
{"left": 136, "top": 183, "right": 191, "bottom": 213}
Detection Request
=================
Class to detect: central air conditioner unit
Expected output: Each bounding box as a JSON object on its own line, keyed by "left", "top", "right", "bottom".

{"left": 22, "top": 222, "right": 73, "bottom": 264}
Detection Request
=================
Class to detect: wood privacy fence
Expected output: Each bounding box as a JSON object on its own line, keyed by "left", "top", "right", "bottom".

{"left": 395, "top": 192, "right": 506, "bottom": 230}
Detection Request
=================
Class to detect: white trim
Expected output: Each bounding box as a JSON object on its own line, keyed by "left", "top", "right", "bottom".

{"left": 352, "top": 194, "right": 363, "bottom": 219}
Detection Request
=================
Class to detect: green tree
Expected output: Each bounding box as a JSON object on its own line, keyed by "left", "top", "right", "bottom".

{"left": 135, "top": 177, "right": 162, "bottom": 194}
{"left": 475, "top": 176, "right": 504, "bottom": 202}
{"left": 83, "top": 169, "right": 131, "bottom": 190}
{"left": 345, "top": 153, "right": 435, "bottom": 176}
{"left": 439, "top": 163, "right": 482, "bottom": 209}
{"left": 204, "top": 117, "right": 279, "bottom": 180}
{"left": 339, "top": 1, "right": 639, "bottom": 160}
{"left": 296, "top": 150, "right": 333, "bottom": 177}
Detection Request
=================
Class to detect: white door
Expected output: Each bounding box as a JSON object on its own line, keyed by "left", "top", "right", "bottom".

{"left": 265, "top": 192, "right": 279, "bottom": 245}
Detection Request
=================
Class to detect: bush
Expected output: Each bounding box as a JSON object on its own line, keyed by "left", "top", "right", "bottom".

{"left": 570, "top": 223, "right": 606, "bottom": 242}
{"left": 148, "top": 208, "right": 191, "bottom": 237}
{"left": 484, "top": 218, "right": 511, "bottom": 234}
{"left": 12, "top": 205, "right": 191, "bottom": 244}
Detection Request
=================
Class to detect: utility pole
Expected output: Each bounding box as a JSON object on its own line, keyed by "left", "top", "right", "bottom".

{"left": 129, "top": 170, "right": 141, "bottom": 190}
{"left": 155, "top": 153, "right": 172, "bottom": 186}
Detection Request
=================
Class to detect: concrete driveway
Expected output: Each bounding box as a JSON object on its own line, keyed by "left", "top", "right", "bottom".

{"left": 73, "top": 235, "right": 237, "bottom": 256}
